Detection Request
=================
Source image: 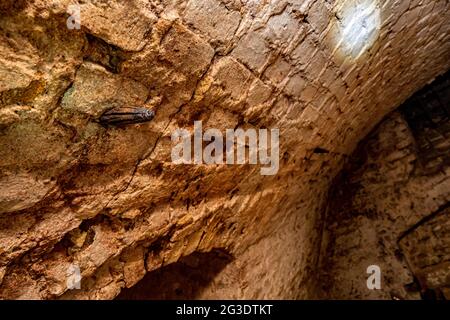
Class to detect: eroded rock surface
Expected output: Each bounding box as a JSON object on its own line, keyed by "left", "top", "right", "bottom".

{"left": 0, "top": 0, "right": 449, "bottom": 299}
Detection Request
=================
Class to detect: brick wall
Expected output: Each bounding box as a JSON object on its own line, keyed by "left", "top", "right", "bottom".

{"left": 0, "top": 0, "right": 449, "bottom": 299}
{"left": 320, "top": 73, "right": 450, "bottom": 299}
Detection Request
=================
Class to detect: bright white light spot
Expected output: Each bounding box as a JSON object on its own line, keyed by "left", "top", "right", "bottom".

{"left": 339, "top": 0, "right": 381, "bottom": 58}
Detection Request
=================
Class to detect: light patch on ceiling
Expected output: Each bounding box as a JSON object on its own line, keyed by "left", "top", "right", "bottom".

{"left": 337, "top": 0, "right": 381, "bottom": 59}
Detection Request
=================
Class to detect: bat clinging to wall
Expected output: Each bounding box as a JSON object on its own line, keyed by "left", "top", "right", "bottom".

{"left": 99, "top": 107, "right": 155, "bottom": 126}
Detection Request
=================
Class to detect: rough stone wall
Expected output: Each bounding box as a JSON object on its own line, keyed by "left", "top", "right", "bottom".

{"left": 401, "top": 74, "right": 450, "bottom": 175}
{"left": 399, "top": 207, "right": 450, "bottom": 299}
{"left": 0, "top": 0, "right": 449, "bottom": 299}
{"left": 319, "top": 107, "right": 450, "bottom": 299}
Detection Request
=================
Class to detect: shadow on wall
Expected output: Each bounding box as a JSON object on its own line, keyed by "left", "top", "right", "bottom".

{"left": 116, "top": 250, "right": 233, "bottom": 300}
{"left": 400, "top": 72, "right": 450, "bottom": 174}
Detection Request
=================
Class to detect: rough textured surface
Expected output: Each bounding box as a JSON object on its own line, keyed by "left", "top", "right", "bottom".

{"left": 0, "top": 0, "right": 449, "bottom": 299}
{"left": 320, "top": 98, "right": 450, "bottom": 299}
{"left": 401, "top": 74, "right": 450, "bottom": 175}
{"left": 399, "top": 207, "right": 450, "bottom": 299}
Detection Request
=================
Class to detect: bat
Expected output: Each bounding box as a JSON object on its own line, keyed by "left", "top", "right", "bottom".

{"left": 99, "top": 106, "right": 155, "bottom": 126}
